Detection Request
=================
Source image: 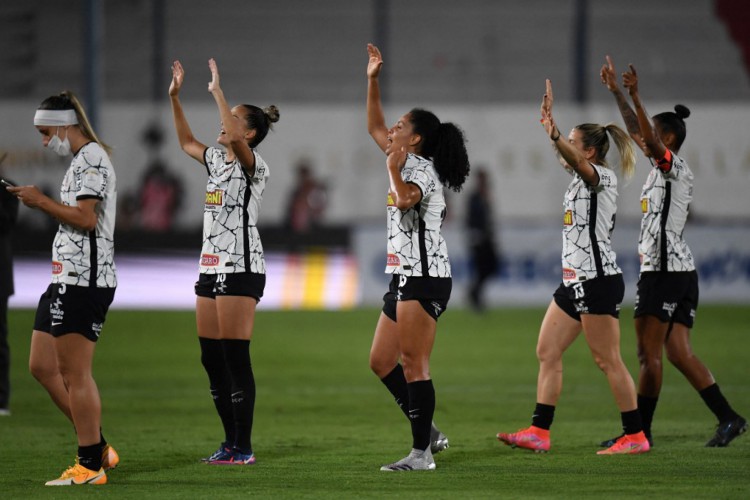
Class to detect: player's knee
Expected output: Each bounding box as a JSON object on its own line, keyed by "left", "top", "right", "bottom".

{"left": 29, "top": 357, "right": 57, "bottom": 383}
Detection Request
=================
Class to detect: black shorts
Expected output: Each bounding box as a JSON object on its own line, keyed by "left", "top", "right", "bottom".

{"left": 553, "top": 274, "right": 624, "bottom": 321}
{"left": 634, "top": 271, "right": 698, "bottom": 327}
{"left": 33, "top": 283, "right": 116, "bottom": 342}
{"left": 195, "top": 272, "right": 266, "bottom": 301}
{"left": 382, "top": 274, "right": 452, "bottom": 322}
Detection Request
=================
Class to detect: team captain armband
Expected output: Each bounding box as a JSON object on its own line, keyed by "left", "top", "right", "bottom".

{"left": 654, "top": 149, "right": 672, "bottom": 173}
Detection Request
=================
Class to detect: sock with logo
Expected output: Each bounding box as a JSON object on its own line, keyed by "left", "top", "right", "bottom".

{"left": 407, "top": 379, "right": 435, "bottom": 451}
{"left": 78, "top": 443, "right": 103, "bottom": 471}
{"left": 199, "top": 337, "right": 235, "bottom": 446}
{"left": 531, "top": 403, "right": 555, "bottom": 430}
{"left": 380, "top": 364, "right": 410, "bottom": 418}
{"left": 221, "top": 339, "right": 255, "bottom": 454}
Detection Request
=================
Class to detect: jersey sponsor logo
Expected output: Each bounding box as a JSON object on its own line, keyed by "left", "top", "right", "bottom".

{"left": 562, "top": 268, "right": 576, "bottom": 281}
{"left": 50, "top": 298, "right": 64, "bottom": 322}
{"left": 563, "top": 210, "right": 573, "bottom": 226}
{"left": 201, "top": 254, "right": 220, "bottom": 267}
{"left": 205, "top": 189, "right": 224, "bottom": 212}
{"left": 387, "top": 193, "right": 395, "bottom": 207}
{"left": 52, "top": 261, "right": 63, "bottom": 275}
{"left": 641, "top": 198, "right": 648, "bottom": 213}
{"left": 387, "top": 253, "right": 400, "bottom": 267}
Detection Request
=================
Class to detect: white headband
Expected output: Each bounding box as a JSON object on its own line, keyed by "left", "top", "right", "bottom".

{"left": 34, "top": 109, "right": 78, "bottom": 126}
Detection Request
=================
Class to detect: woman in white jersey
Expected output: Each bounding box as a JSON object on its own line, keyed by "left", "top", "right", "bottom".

{"left": 8, "top": 92, "right": 118, "bottom": 485}
{"left": 366, "top": 44, "right": 470, "bottom": 471}
{"left": 169, "top": 59, "right": 278, "bottom": 465}
{"left": 497, "top": 80, "right": 650, "bottom": 455}
{"left": 599, "top": 57, "right": 746, "bottom": 448}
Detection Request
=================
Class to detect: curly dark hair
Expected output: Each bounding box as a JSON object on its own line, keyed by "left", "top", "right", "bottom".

{"left": 407, "top": 108, "right": 470, "bottom": 192}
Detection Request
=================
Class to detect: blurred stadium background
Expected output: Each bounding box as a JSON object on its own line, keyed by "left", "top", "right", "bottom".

{"left": 1, "top": 0, "right": 749, "bottom": 310}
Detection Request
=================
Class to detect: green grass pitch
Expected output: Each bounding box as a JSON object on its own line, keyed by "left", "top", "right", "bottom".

{"left": 1, "top": 306, "right": 748, "bottom": 498}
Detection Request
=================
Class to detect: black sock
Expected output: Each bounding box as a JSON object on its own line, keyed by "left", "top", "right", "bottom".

{"left": 380, "top": 364, "right": 410, "bottom": 418}
{"left": 199, "top": 337, "right": 235, "bottom": 446}
{"left": 78, "top": 443, "right": 103, "bottom": 471}
{"left": 222, "top": 339, "right": 255, "bottom": 454}
{"left": 531, "top": 403, "right": 555, "bottom": 430}
{"left": 637, "top": 395, "right": 658, "bottom": 437}
{"left": 621, "top": 409, "right": 643, "bottom": 436}
{"left": 699, "top": 383, "right": 740, "bottom": 423}
{"left": 407, "top": 380, "right": 435, "bottom": 451}
{"left": 99, "top": 429, "right": 107, "bottom": 448}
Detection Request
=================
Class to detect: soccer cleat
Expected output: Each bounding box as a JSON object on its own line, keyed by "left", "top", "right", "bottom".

{"left": 600, "top": 432, "right": 653, "bottom": 448}
{"left": 430, "top": 425, "right": 449, "bottom": 454}
{"left": 201, "top": 443, "right": 233, "bottom": 463}
{"left": 497, "top": 425, "right": 550, "bottom": 453}
{"left": 208, "top": 448, "right": 256, "bottom": 465}
{"left": 45, "top": 464, "right": 107, "bottom": 486}
{"left": 101, "top": 444, "right": 119, "bottom": 471}
{"left": 597, "top": 431, "right": 651, "bottom": 455}
{"left": 706, "top": 416, "right": 748, "bottom": 447}
{"left": 380, "top": 448, "right": 436, "bottom": 471}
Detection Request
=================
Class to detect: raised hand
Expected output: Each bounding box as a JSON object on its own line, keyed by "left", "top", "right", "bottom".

{"left": 541, "top": 79, "right": 556, "bottom": 136}
{"left": 600, "top": 55, "right": 619, "bottom": 91}
{"left": 169, "top": 60, "right": 185, "bottom": 96}
{"left": 622, "top": 64, "right": 639, "bottom": 96}
{"left": 367, "top": 43, "right": 383, "bottom": 79}
{"left": 208, "top": 58, "right": 221, "bottom": 93}
{"left": 386, "top": 146, "right": 407, "bottom": 172}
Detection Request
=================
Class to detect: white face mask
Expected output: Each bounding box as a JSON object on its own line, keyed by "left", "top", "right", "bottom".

{"left": 47, "top": 127, "right": 71, "bottom": 156}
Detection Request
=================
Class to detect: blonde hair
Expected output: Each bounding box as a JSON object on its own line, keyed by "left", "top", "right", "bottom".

{"left": 576, "top": 123, "right": 635, "bottom": 181}
{"left": 38, "top": 91, "right": 112, "bottom": 156}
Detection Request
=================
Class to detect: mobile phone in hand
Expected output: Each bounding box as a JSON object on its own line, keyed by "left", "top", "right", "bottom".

{"left": 0, "top": 178, "right": 16, "bottom": 187}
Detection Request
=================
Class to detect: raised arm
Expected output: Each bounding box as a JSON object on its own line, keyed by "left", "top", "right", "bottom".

{"left": 541, "top": 79, "right": 599, "bottom": 186}
{"left": 623, "top": 65, "right": 667, "bottom": 160}
{"left": 366, "top": 43, "right": 389, "bottom": 153}
{"left": 207, "top": 58, "right": 256, "bottom": 175}
{"left": 169, "top": 60, "right": 208, "bottom": 164}
{"left": 600, "top": 55, "right": 643, "bottom": 146}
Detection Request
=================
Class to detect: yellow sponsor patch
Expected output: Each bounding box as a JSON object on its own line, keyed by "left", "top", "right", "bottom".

{"left": 563, "top": 210, "right": 573, "bottom": 226}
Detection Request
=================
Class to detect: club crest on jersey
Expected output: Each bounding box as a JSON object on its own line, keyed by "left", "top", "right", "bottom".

{"left": 563, "top": 210, "right": 573, "bottom": 226}
{"left": 641, "top": 198, "right": 648, "bottom": 213}
{"left": 562, "top": 268, "right": 576, "bottom": 280}
{"left": 52, "top": 261, "right": 63, "bottom": 275}
{"left": 205, "top": 189, "right": 224, "bottom": 212}
{"left": 387, "top": 253, "right": 400, "bottom": 267}
{"left": 201, "top": 254, "right": 220, "bottom": 267}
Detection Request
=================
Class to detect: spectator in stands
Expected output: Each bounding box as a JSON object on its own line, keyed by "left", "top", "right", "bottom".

{"left": 496, "top": 79, "right": 649, "bottom": 455}
{"left": 138, "top": 159, "right": 183, "bottom": 231}
{"left": 366, "top": 43, "right": 470, "bottom": 471}
{"left": 599, "top": 56, "right": 747, "bottom": 448}
{"left": 284, "top": 160, "right": 327, "bottom": 232}
{"left": 465, "top": 167, "right": 500, "bottom": 311}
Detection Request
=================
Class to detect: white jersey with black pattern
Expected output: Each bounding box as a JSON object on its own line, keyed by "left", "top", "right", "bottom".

{"left": 52, "top": 142, "right": 117, "bottom": 288}
{"left": 385, "top": 153, "right": 450, "bottom": 277}
{"left": 200, "top": 146, "right": 268, "bottom": 274}
{"left": 638, "top": 152, "right": 695, "bottom": 272}
{"left": 561, "top": 163, "right": 621, "bottom": 285}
